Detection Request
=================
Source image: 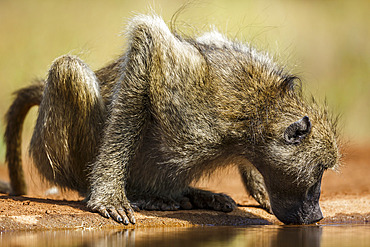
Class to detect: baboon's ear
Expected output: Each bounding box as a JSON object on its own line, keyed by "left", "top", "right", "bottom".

{"left": 284, "top": 116, "right": 312, "bottom": 144}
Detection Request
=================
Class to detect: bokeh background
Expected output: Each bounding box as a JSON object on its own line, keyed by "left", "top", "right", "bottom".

{"left": 0, "top": 0, "right": 369, "bottom": 163}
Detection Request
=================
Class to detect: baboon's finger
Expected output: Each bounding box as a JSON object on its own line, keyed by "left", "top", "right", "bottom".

{"left": 106, "top": 207, "right": 129, "bottom": 225}
{"left": 96, "top": 206, "right": 111, "bottom": 219}
{"left": 121, "top": 206, "right": 136, "bottom": 224}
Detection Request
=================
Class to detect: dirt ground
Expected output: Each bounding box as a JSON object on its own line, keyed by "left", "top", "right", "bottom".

{"left": 0, "top": 144, "right": 369, "bottom": 231}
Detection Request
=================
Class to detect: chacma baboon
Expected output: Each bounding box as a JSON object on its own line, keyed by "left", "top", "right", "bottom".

{"left": 3, "top": 14, "right": 340, "bottom": 225}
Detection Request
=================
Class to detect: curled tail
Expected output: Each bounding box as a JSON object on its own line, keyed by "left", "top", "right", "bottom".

{"left": 4, "top": 80, "right": 44, "bottom": 195}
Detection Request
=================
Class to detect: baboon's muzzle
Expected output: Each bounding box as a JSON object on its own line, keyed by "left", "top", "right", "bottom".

{"left": 270, "top": 174, "right": 324, "bottom": 225}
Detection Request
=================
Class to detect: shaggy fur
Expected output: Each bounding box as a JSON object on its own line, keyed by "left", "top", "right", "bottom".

{"left": 3, "top": 14, "right": 340, "bottom": 225}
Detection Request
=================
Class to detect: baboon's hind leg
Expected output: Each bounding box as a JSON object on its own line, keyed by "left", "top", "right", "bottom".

{"left": 129, "top": 189, "right": 236, "bottom": 212}
{"left": 130, "top": 196, "right": 192, "bottom": 211}
{"left": 29, "top": 55, "right": 105, "bottom": 194}
{"left": 185, "top": 187, "right": 237, "bottom": 212}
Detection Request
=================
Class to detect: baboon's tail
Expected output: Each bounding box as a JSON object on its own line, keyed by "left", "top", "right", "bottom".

{"left": 3, "top": 80, "right": 44, "bottom": 195}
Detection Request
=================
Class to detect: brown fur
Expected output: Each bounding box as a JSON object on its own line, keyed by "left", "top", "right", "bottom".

{"left": 3, "top": 14, "right": 340, "bottom": 225}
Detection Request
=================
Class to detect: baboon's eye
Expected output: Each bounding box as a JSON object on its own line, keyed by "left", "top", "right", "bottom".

{"left": 284, "top": 116, "right": 311, "bottom": 144}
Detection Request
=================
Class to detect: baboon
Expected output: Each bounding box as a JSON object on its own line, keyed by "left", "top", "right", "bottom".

{"left": 3, "top": 14, "right": 340, "bottom": 225}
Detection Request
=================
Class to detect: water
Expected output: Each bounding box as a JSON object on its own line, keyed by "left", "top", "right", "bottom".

{"left": 1, "top": 224, "right": 369, "bottom": 247}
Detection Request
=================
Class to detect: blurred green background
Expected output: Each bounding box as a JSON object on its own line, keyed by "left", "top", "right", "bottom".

{"left": 0, "top": 0, "right": 369, "bottom": 162}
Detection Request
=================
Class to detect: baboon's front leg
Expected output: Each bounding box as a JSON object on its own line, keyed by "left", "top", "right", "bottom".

{"left": 87, "top": 51, "right": 150, "bottom": 224}
{"left": 239, "top": 162, "right": 272, "bottom": 213}
{"left": 87, "top": 80, "right": 148, "bottom": 224}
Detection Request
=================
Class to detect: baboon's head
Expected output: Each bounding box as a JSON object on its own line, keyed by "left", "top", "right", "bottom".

{"left": 249, "top": 93, "right": 340, "bottom": 224}
{"left": 196, "top": 31, "right": 341, "bottom": 224}
{"left": 148, "top": 20, "right": 341, "bottom": 224}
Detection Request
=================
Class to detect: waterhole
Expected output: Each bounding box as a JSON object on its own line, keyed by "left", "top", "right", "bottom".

{"left": 1, "top": 224, "right": 369, "bottom": 247}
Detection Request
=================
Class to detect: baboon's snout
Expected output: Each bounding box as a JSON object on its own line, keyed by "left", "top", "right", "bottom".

{"left": 305, "top": 203, "right": 324, "bottom": 224}
{"left": 270, "top": 174, "right": 324, "bottom": 225}
{"left": 273, "top": 202, "right": 323, "bottom": 225}
{"left": 301, "top": 174, "right": 324, "bottom": 224}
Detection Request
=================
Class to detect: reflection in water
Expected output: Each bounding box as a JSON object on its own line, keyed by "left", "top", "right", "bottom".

{"left": 1, "top": 225, "right": 369, "bottom": 247}
{"left": 272, "top": 225, "right": 322, "bottom": 247}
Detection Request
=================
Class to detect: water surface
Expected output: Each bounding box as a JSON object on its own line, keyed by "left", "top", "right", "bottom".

{"left": 1, "top": 224, "right": 369, "bottom": 247}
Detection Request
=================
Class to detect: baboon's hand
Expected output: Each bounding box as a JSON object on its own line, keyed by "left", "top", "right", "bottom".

{"left": 88, "top": 198, "right": 136, "bottom": 225}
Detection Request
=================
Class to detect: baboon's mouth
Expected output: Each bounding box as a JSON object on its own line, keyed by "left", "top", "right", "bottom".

{"left": 270, "top": 174, "right": 324, "bottom": 225}
{"left": 273, "top": 203, "right": 323, "bottom": 225}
